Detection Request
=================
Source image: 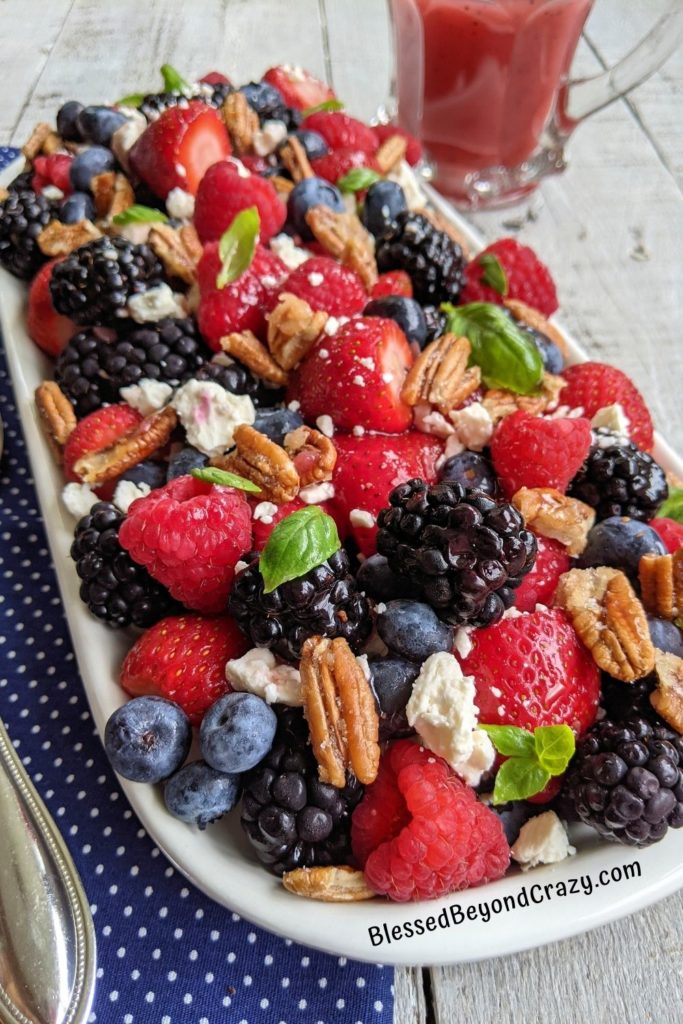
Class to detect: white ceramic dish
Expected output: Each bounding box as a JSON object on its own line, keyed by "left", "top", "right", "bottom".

{"left": 2, "top": 158, "right": 682, "bottom": 966}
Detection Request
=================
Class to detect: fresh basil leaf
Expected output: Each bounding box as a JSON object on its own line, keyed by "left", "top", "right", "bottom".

{"left": 302, "top": 98, "right": 345, "bottom": 116}
{"left": 441, "top": 301, "right": 543, "bottom": 395}
{"left": 479, "top": 724, "right": 536, "bottom": 759}
{"left": 116, "top": 92, "right": 145, "bottom": 108}
{"left": 160, "top": 63, "right": 192, "bottom": 95}
{"left": 478, "top": 252, "right": 508, "bottom": 296}
{"left": 337, "top": 167, "right": 383, "bottom": 194}
{"left": 492, "top": 758, "right": 550, "bottom": 805}
{"left": 111, "top": 204, "right": 169, "bottom": 226}
{"left": 191, "top": 467, "right": 261, "bottom": 493}
{"left": 534, "top": 725, "right": 576, "bottom": 776}
{"left": 259, "top": 507, "right": 340, "bottom": 594}
{"left": 216, "top": 207, "right": 260, "bottom": 289}
{"left": 656, "top": 487, "right": 683, "bottom": 524}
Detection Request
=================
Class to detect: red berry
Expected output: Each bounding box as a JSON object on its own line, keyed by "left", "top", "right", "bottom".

{"left": 458, "top": 607, "right": 600, "bottom": 735}
{"left": 33, "top": 154, "right": 73, "bottom": 194}
{"left": 649, "top": 517, "right": 683, "bottom": 553}
{"left": 288, "top": 317, "right": 414, "bottom": 434}
{"left": 119, "top": 476, "right": 252, "bottom": 615}
{"left": 370, "top": 270, "right": 413, "bottom": 299}
{"left": 63, "top": 404, "right": 143, "bottom": 499}
{"left": 200, "top": 71, "right": 231, "bottom": 85}
{"left": 301, "top": 111, "right": 378, "bottom": 155}
{"left": 129, "top": 102, "right": 231, "bottom": 198}
{"left": 372, "top": 123, "right": 423, "bottom": 166}
{"left": 310, "top": 148, "right": 381, "bottom": 184}
{"left": 197, "top": 241, "right": 285, "bottom": 294}
{"left": 490, "top": 411, "right": 592, "bottom": 498}
{"left": 460, "top": 238, "right": 558, "bottom": 316}
{"left": 194, "top": 160, "right": 286, "bottom": 245}
{"left": 265, "top": 256, "right": 366, "bottom": 318}
{"left": 352, "top": 740, "right": 510, "bottom": 902}
{"left": 262, "top": 65, "right": 336, "bottom": 111}
{"left": 250, "top": 495, "right": 347, "bottom": 550}
{"left": 120, "top": 613, "right": 247, "bottom": 725}
{"left": 26, "top": 259, "right": 78, "bottom": 357}
{"left": 238, "top": 154, "right": 271, "bottom": 176}
{"left": 513, "top": 535, "right": 571, "bottom": 612}
{"left": 560, "top": 362, "right": 654, "bottom": 451}
{"left": 196, "top": 241, "right": 269, "bottom": 349}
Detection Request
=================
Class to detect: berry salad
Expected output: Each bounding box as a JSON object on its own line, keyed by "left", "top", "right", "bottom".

{"left": 2, "top": 62, "right": 683, "bottom": 906}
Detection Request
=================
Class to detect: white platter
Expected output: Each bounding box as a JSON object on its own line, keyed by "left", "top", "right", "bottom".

{"left": 2, "top": 158, "right": 683, "bottom": 966}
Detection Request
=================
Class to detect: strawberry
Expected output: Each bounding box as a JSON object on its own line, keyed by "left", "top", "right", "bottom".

{"left": 63, "top": 404, "right": 143, "bottom": 499}
{"left": 370, "top": 270, "right": 413, "bottom": 299}
{"left": 332, "top": 431, "right": 443, "bottom": 555}
{"left": 263, "top": 255, "right": 366, "bottom": 318}
{"left": 560, "top": 362, "right": 654, "bottom": 451}
{"left": 301, "top": 111, "right": 379, "bottom": 156}
{"left": 649, "top": 517, "right": 683, "bottom": 553}
{"left": 129, "top": 101, "right": 231, "bottom": 198}
{"left": 26, "top": 259, "right": 77, "bottom": 356}
{"left": 120, "top": 614, "right": 247, "bottom": 726}
{"left": 458, "top": 607, "right": 600, "bottom": 735}
{"left": 513, "top": 535, "right": 571, "bottom": 612}
{"left": 288, "top": 317, "right": 414, "bottom": 434}
{"left": 194, "top": 160, "right": 286, "bottom": 245}
{"left": 371, "top": 123, "right": 423, "bottom": 166}
{"left": 310, "top": 148, "right": 381, "bottom": 185}
{"left": 490, "top": 411, "right": 592, "bottom": 498}
{"left": 262, "top": 65, "right": 336, "bottom": 111}
{"left": 33, "top": 154, "right": 73, "bottom": 195}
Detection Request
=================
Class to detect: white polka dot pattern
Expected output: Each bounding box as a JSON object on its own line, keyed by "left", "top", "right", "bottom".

{"left": 0, "top": 145, "right": 394, "bottom": 1024}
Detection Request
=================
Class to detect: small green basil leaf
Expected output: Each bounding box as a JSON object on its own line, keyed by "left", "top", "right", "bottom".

{"left": 479, "top": 724, "right": 536, "bottom": 759}
{"left": 111, "top": 204, "right": 169, "bottom": 226}
{"left": 191, "top": 467, "right": 261, "bottom": 493}
{"left": 492, "top": 758, "right": 550, "bottom": 805}
{"left": 160, "top": 63, "right": 192, "bottom": 95}
{"left": 216, "top": 207, "right": 260, "bottom": 289}
{"left": 259, "top": 507, "right": 340, "bottom": 593}
{"left": 302, "top": 98, "right": 345, "bottom": 116}
{"left": 656, "top": 487, "right": 683, "bottom": 524}
{"left": 534, "top": 724, "right": 576, "bottom": 776}
{"left": 337, "top": 167, "right": 383, "bottom": 194}
{"left": 478, "top": 252, "right": 508, "bottom": 296}
{"left": 116, "top": 92, "right": 145, "bottom": 108}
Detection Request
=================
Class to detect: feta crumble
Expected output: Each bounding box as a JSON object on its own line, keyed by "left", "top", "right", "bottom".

{"left": 253, "top": 119, "right": 288, "bottom": 157}
{"left": 127, "top": 283, "right": 187, "bottom": 323}
{"left": 316, "top": 414, "right": 335, "bottom": 438}
{"left": 253, "top": 501, "right": 278, "bottom": 524}
{"left": 591, "top": 403, "right": 630, "bottom": 438}
{"left": 120, "top": 378, "right": 174, "bottom": 416}
{"left": 349, "top": 509, "right": 375, "bottom": 529}
{"left": 226, "top": 648, "right": 303, "bottom": 706}
{"left": 511, "top": 811, "right": 575, "bottom": 870}
{"left": 171, "top": 380, "right": 255, "bottom": 457}
{"left": 307, "top": 271, "right": 324, "bottom": 287}
{"left": 166, "top": 187, "right": 195, "bottom": 221}
{"left": 113, "top": 479, "right": 151, "bottom": 513}
{"left": 62, "top": 482, "right": 98, "bottom": 519}
{"left": 270, "top": 233, "right": 311, "bottom": 270}
{"left": 299, "top": 481, "right": 335, "bottom": 504}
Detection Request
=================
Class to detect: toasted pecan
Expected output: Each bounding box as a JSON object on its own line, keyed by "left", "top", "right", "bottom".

{"left": 267, "top": 292, "right": 327, "bottom": 371}
{"left": 92, "top": 171, "right": 135, "bottom": 220}
{"left": 555, "top": 567, "right": 655, "bottom": 682}
{"left": 213, "top": 424, "right": 300, "bottom": 504}
{"left": 35, "top": 381, "right": 77, "bottom": 463}
{"left": 148, "top": 222, "right": 202, "bottom": 285}
{"left": 72, "top": 407, "right": 177, "bottom": 486}
{"left": 282, "top": 866, "right": 376, "bottom": 902}
{"left": 271, "top": 175, "right": 295, "bottom": 195}
{"left": 279, "top": 135, "right": 314, "bottom": 181}
{"left": 304, "top": 205, "right": 378, "bottom": 291}
{"left": 483, "top": 372, "right": 566, "bottom": 424}
{"left": 221, "top": 91, "right": 259, "bottom": 154}
{"left": 38, "top": 218, "right": 101, "bottom": 257}
{"left": 650, "top": 650, "right": 683, "bottom": 734}
{"left": 21, "top": 122, "right": 55, "bottom": 162}
{"left": 300, "top": 635, "right": 380, "bottom": 788}
{"left": 219, "top": 330, "right": 289, "bottom": 386}
{"left": 401, "top": 334, "right": 480, "bottom": 414}
{"left": 512, "top": 487, "right": 595, "bottom": 556}
{"left": 284, "top": 425, "right": 337, "bottom": 485}
{"left": 639, "top": 550, "right": 683, "bottom": 621}
{"left": 375, "top": 134, "right": 407, "bottom": 174}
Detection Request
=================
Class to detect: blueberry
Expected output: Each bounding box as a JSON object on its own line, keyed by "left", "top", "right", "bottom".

{"left": 59, "top": 191, "right": 96, "bottom": 224}
{"left": 287, "top": 177, "right": 344, "bottom": 240}
{"left": 525, "top": 327, "right": 565, "bottom": 374}
{"left": 360, "top": 180, "right": 407, "bottom": 238}
{"left": 76, "top": 105, "right": 127, "bottom": 145}
{"left": 647, "top": 615, "right": 683, "bottom": 659}
{"left": 164, "top": 760, "right": 241, "bottom": 828}
{"left": 104, "top": 696, "right": 191, "bottom": 784}
{"left": 240, "top": 81, "right": 285, "bottom": 116}
{"left": 253, "top": 407, "right": 305, "bottom": 445}
{"left": 200, "top": 692, "right": 277, "bottom": 774}
{"left": 120, "top": 459, "right": 168, "bottom": 490}
{"left": 439, "top": 451, "right": 498, "bottom": 496}
{"left": 356, "top": 554, "right": 413, "bottom": 602}
{"left": 576, "top": 516, "right": 666, "bottom": 582}
{"left": 377, "top": 599, "right": 453, "bottom": 662}
{"left": 369, "top": 656, "right": 419, "bottom": 739}
{"left": 487, "top": 801, "right": 537, "bottom": 846}
{"left": 363, "top": 296, "right": 427, "bottom": 347}
{"left": 70, "top": 146, "right": 115, "bottom": 192}
{"left": 291, "top": 129, "right": 329, "bottom": 161}
{"left": 56, "top": 100, "right": 84, "bottom": 141}
{"left": 167, "top": 446, "right": 208, "bottom": 482}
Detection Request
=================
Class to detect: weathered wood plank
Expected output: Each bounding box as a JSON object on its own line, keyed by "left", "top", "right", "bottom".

{"left": 394, "top": 966, "right": 428, "bottom": 1024}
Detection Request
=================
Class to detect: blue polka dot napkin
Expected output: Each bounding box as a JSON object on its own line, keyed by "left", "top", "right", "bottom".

{"left": 0, "top": 145, "right": 394, "bottom": 1024}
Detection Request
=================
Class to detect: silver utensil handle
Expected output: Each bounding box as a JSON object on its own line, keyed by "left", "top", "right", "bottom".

{"left": 0, "top": 717, "right": 96, "bottom": 1024}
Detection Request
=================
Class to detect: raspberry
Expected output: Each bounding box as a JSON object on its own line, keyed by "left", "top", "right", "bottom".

{"left": 301, "top": 111, "right": 379, "bottom": 156}
{"left": 460, "top": 238, "right": 558, "bottom": 316}
{"left": 33, "top": 154, "right": 73, "bottom": 194}
{"left": 513, "top": 535, "right": 571, "bottom": 612}
{"left": 63, "top": 403, "right": 143, "bottom": 499}
{"left": 310, "top": 148, "right": 381, "bottom": 185}
{"left": 118, "top": 476, "right": 253, "bottom": 614}
{"left": 197, "top": 241, "right": 286, "bottom": 295}
{"left": 560, "top": 362, "right": 654, "bottom": 451}
{"left": 372, "top": 123, "right": 423, "bottom": 166}
{"left": 351, "top": 741, "right": 510, "bottom": 902}
{"left": 370, "top": 270, "right": 413, "bottom": 299}
{"left": 268, "top": 256, "right": 366, "bottom": 317}
{"left": 194, "top": 160, "right": 286, "bottom": 244}
{"left": 650, "top": 517, "right": 683, "bottom": 552}
{"left": 121, "top": 613, "right": 247, "bottom": 725}
{"left": 490, "top": 411, "right": 592, "bottom": 498}
{"left": 197, "top": 272, "right": 265, "bottom": 350}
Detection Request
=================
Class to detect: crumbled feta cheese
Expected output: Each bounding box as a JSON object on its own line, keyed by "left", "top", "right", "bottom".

{"left": 42, "top": 185, "right": 64, "bottom": 201}
{"left": 127, "top": 284, "right": 187, "bottom": 323}
{"left": 171, "top": 380, "right": 255, "bottom": 457}
{"left": 111, "top": 111, "right": 147, "bottom": 170}
{"left": 387, "top": 160, "right": 427, "bottom": 211}
{"left": 228, "top": 157, "right": 251, "bottom": 178}
{"left": 166, "top": 187, "right": 195, "bottom": 221}
{"left": 234, "top": 559, "right": 249, "bottom": 574}
{"left": 120, "top": 378, "right": 174, "bottom": 415}
{"left": 437, "top": 434, "right": 466, "bottom": 466}
{"left": 270, "top": 233, "right": 311, "bottom": 270}
{"left": 453, "top": 626, "right": 474, "bottom": 660}
{"left": 307, "top": 271, "right": 324, "bottom": 287}
{"left": 112, "top": 479, "right": 151, "bottom": 513}
{"left": 352, "top": 375, "right": 366, "bottom": 387}
{"left": 357, "top": 356, "right": 375, "bottom": 371}
{"left": 287, "top": 399, "right": 301, "bottom": 412}
{"left": 226, "top": 648, "right": 303, "bottom": 706}
{"left": 503, "top": 606, "right": 522, "bottom": 619}
{"left": 62, "top": 482, "right": 98, "bottom": 519}
{"left": 253, "top": 119, "right": 288, "bottom": 157}
{"left": 253, "top": 500, "right": 278, "bottom": 524}
{"left": 349, "top": 509, "right": 375, "bottom": 529}
{"left": 591, "top": 403, "right": 630, "bottom": 438}
{"left": 511, "top": 811, "right": 575, "bottom": 871}
{"left": 324, "top": 318, "right": 339, "bottom": 336}
{"left": 449, "top": 402, "right": 493, "bottom": 451}
{"left": 406, "top": 652, "right": 495, "bottom": 785}
{"left": 316, "top": 414, "right": 335, "bottom": 438}
{"left": 318, "top": 348, "right": 330, "bottom": 360}
{"left": 299, "top": 481, "right": 335, "bottom": 504}
{"left": 413, "top": 402, "right": 454, "bottom": 438}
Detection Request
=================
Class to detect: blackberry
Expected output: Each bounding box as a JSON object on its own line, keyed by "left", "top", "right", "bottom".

{"left": 55, "top": 318, "right": 208, "bottom": 417}
{"left": 600, "top": 673, "right": 658, "bottom": 724}
{"left": 241, "top": 708, "right": 362, "bottom": 875}
{"left": 375, "top": 211, "right": 466, "bottom": 306}
{"left": 229, "top": 548, "right": 372, "bottom": 663}
{"left": 561, "top": 716, "right": 683, "bottom": 846}
{"left": 193, "top": 357, "right": 284, "bottom": 408}
{"left": 240, "top": 82, "right": 301, "bottom": 130}
{"left": 422, "top": 305, "right": 448, "bottom": 344}
{"left": 139, "top": 82, "right": 232, "bottom": 122}
{"left": 0, "top": 189, "right": 52, "bottom": 280}
{"left": 50, "top": 236, "right": 165, "bottom": 325}
{"left": 7, "top": 169, "right": 35, "bottom": 194}
{"left": 376, "top": 479, "right": 537, "bottom": 627}
{"left": 70, "top": 502, "right": 178, "bottom": 628}
{"left": 569, "top": 434, "right": 668, "bottom": 521}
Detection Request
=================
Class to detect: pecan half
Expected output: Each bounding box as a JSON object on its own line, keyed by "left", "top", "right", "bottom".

{"left": 300, "top": 635, "right": 380, "bottom": 788}
{"left": 148, "top": 222, "right": 202, "bottom": 285}
{"left": 483, "top": 372, "right": 566, "bottom": 424}
{"left": 279, "top": 136, "right": 314, "bottom": 182}
{"left": 73, "top": 407, "right": 177, "bottom": 486}
{"left": 221, "top": 91, "right": 259, "bottom": 155}
{"left": 271, "top": 175, "right": 295, "bottom": 195}
{"left": 92, "top": 171, "right": 135, "bottom": 220}
{"left": 38, "top": 218, "right": 101, "bottom": 257}
{"left": 35, "top": 381, "right": 76, "bottom": 463}
{"left": 282, "top": 865, "right": 376, "bottom": 902}
{"left": 375, "top": 135, "right": 407, "bottom": 174}
{"left": 267, "top": 292, "right": 327, "bottom": 371}
{"left": 305, "top": 205, "right": 378, "bottom": 291}
{"left": 284, "top": 425, "right": 337, "bottom": 485}
{"left": 650, "top": 650, "right": 683, "bottom": 734}
{"left": 212, "top": 424, "right": 300, "bottom": 504}
{"left": 504, "top": 299, "right": 571, "bottom": 360}
{"left": 22, "top": 122, "right": 57, "bottom": 162}
{"left": 639, "top": 550, "right": 683, "bottom": 621}
{"left": 401, "top": 334, "right": 480, "bottom": 414}
{"left": 512, "top": 487, "right": 595, "bottom": 556}
{"left": 554, "top": 567, "right": 655, "bottom": 682}
{"left": 219, "top": 330, "right": 289, "bottom": 386}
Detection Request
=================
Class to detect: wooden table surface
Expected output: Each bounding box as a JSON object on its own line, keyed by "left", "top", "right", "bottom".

{"left": 3, "top": 1, "right": 682, "bottom": 1021}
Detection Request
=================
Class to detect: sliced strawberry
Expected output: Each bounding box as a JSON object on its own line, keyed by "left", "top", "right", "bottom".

{"left": 263, "top": 65, "right": 336, "bottom": 111}
{"left": 370, "top": 270, "right": 413, "bottom": 299}
{"left": 26, "top": 259, "right": 78, "bottom": 357}
{"left": 288, "top": 317, "right": 414, "bottom": 434}
{"left": 129, "top": 101, "right": 231, "bottom": 198}
{"left": 513, "top": 535, "right": 571, "bottom": 612}
{"left": 372, "top": 123, "right": 423, "bottom": 166}
{"left": 194, "top": 159, "right": 286, "bottom": 244}
{"left": 63, "top": 404, "right": 143, "bottom": 499}
{"left": 311, "top": 148, "right": 381, "bottom": 185}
